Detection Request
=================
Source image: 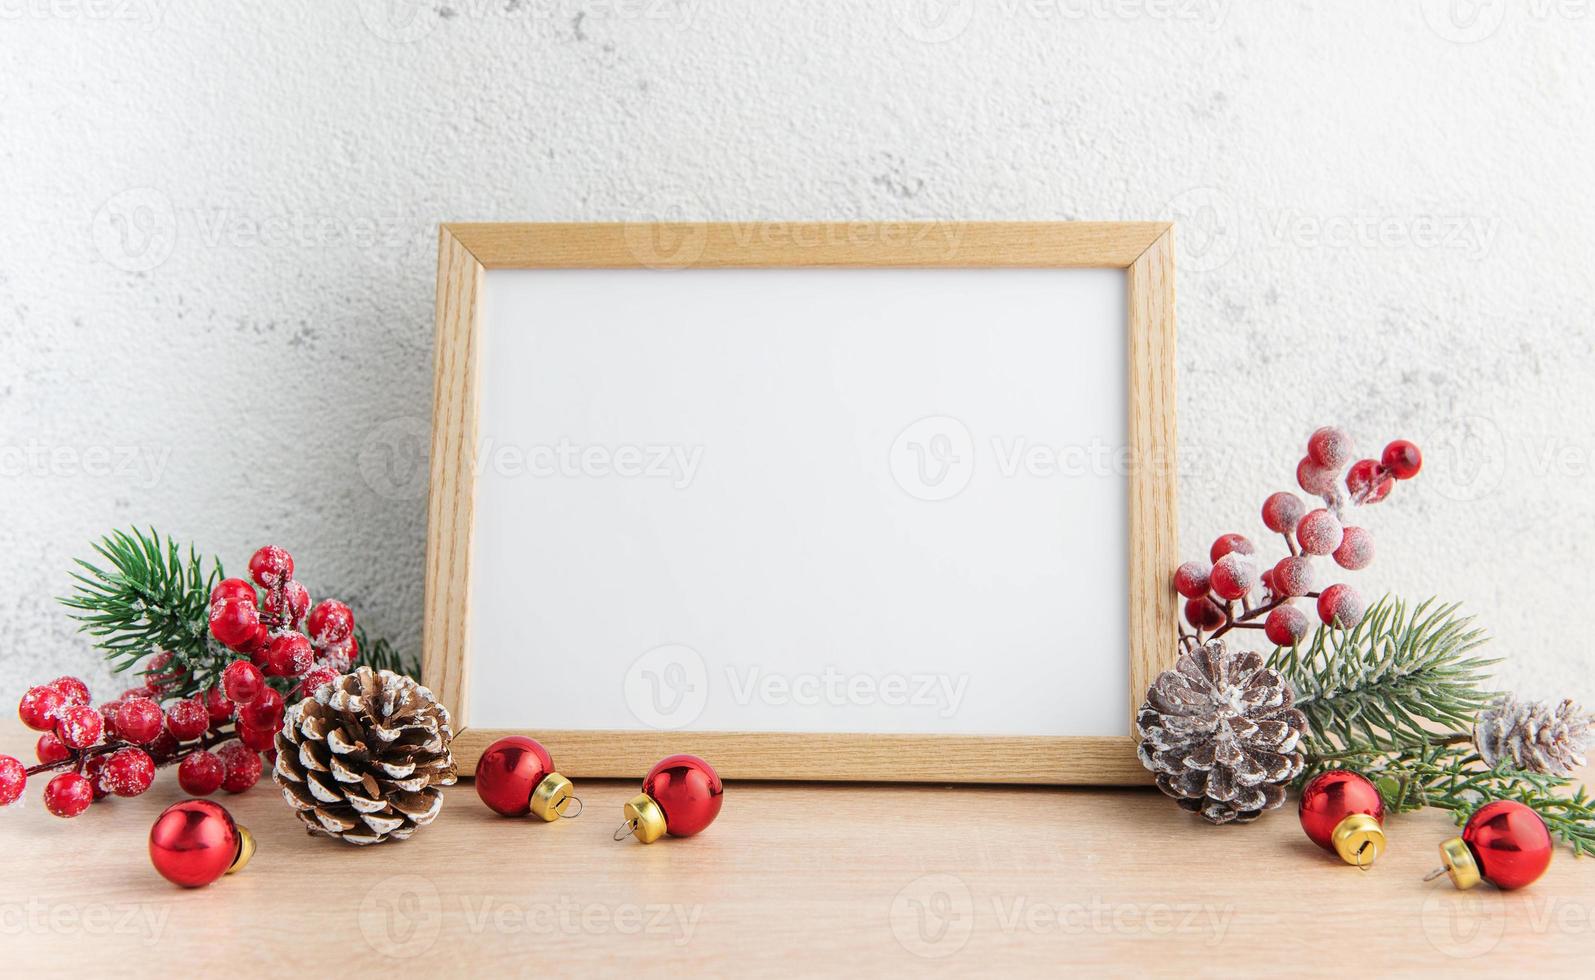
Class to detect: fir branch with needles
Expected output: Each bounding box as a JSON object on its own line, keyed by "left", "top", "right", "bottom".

{"left": 1268, "top": 596, "right": 1498, "bottom": 756}
{"left": 59, "top": 527, "right": 231, "bottom": 692}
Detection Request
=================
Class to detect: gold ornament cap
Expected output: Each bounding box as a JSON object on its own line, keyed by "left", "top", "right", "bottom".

{"left": 619, "top": 793, "right": 667, "bottom": 844}
{"left": 1437, "top": 836, "right": 1482, "bottom": 889}
{"left": 1331, "top": 813, "right": 1387, "bottom": 868}
{"left": 227, "top": 826, "right": 255, "bottom": 876}
{"left": 529, "top": 772, "right": 577, "bottom": 821}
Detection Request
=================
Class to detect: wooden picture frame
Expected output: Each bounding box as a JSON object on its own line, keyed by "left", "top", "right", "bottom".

{"left": 423, "top": 222, "right": 1178, "bottom": 784}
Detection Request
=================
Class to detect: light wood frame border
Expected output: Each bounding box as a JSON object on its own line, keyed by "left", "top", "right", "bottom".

{"left": 424, "top": 222, "right": 1178, "bottom": 784}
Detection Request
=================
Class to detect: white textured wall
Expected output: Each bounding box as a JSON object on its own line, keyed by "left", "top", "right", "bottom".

{"left": 2, "top": 1, "right": 1591, "bottom": 707}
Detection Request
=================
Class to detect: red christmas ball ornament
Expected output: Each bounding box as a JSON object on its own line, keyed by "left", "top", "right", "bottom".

{"left": 149, "top": 800, "right": 255, "bottom": 888}
{"left": 1299, "top": 770, "right": 1387, "bottom": 867}
{"left": 474, "top": 735, "right": 579, "bottom": 820}
{"left": 616, "top": 754, "right": 724, "bottom": 843}
{"left": 1430, "top": 800, "right": 1553, "bottom": 891}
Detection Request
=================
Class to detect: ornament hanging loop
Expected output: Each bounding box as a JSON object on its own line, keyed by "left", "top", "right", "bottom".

{"left": 613, "top": 818, "right": 638, "bottom": 842}
{"left": 560, "top": 795, "right": 583, "bottom": 819}
{"left": 1423, "top": 866, "right": 1449, "bottom": 882}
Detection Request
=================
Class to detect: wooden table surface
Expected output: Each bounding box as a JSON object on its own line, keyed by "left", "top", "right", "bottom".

{"left": 5, "top": 720, "right": 1593, "bottom": 977}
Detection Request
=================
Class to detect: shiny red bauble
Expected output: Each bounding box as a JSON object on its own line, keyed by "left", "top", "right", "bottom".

{"left": 475, "top": 735, "right": 551, "bottom": 815}
{"left": 1299, "top": 770, "right": 1387, "bottom": 866}
{"left": 149, "top": 800, "right": 254, "bottom": 888}
{"left": 628, "top": 754, "right": 723, "bottom": 841}
{"left": 1458, "top": 800, "right": 1553, "bottom": 890}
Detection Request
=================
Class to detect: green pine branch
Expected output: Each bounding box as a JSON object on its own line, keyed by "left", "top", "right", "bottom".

{"left": 59, "top": 527, "right": 231, "bottom": 692}
{"left": 1268, "top": 596, "right": 1497, "bottom": 755}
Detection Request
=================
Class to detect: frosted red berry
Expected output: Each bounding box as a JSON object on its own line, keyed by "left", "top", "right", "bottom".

{"left": 296, "top": 665, "right": 341, "bottom": 700}
{"left": 1296, "top": 457, "right": 1337, "bottom": 496}
{"left": 222, "top": 660, "right": 265, "bottom": 705}
{"left": 1271, "top": 556, "right": 1314, "bottom": 597}
{"left": 36, "top": 731, "right": 71, "bottom": 765}
{"left": 1307, "top": 426, "right": 1353, "bottom": 470}
{"left": 1333, "top": 526, "right": 1375, "bottom": 570}
{"left": 248, "top": 545, "right": 295, "bottom": 588}
{"left": 164, "top": 698, "right": 209, "bottom": 741}
{"left": 1209, "top": 534, "right": 1255, "bottom": 563}
{"left": 1317, "top": 584, "right": 1367, "bottom": 629}
{"left": 56, "top": 704, "right": 105, "bottom": 749}
{"left": 237, "top": 722, "right": 277, "bottom": 751}
{"left": 1261, "top": 492, "right": 1306, "bottom": 534}
{"left": 49, "top": 676, "right": 91, "bottom": 706}
{"left": 307, "top": 599, "right": 355, "bottom": 648}
{"left": 143, "top": 650, "right": 183, "bottom": 694}
{"left": 239, "top": 687, "right": 285, "bottom": 731}
{"left": 44, "top": 772, "right": 94, "bottom": 817}
{"left": 203, "top": 686, "right": 235, "bottom": 724}
{"left": 1265, "top": 604, "right": 1310, "bottom": 647}
{"left": 81, "top": 755, "right": 110, "bottom": 800}
{"left": 320, "top": 638, "right": 357, "bottom": 673}
{"left": 115, "top": 696, "right": 164, "bottom": 745}
{"left": 1209, "top": 554, "right": 1257, "bottom": 601}
{"left": 209, "top": 597, "right": 261, "bottom": 649}
{"left": 117, "top": 684, "right": 153, "bottom": 702}
{"left": 264, "top": 579, "right": 311, "bottom": 626}
{"left": 1381, "top": 440, "right": 1422, "bottom": 480}
{"left": 217, "top": 741, "right": 263, "bottom": 793}
{"left": 146, "top": 730, "right": 181, "bottom": 765}
{"left": 1345, "top": 459, "right": 1394, "bottom": 504}
{"left": 266, "top": 633, "right": 314, "bottom": 677}
{"left": 1296, "top": 508, "right": 1344, "bottom": 556}
{"left": 178, "top": 751, "right": 225, "bottom": 796}
{"left": 103, "top": 747, "right": 156, "bottom": 798}
{"left": 0, "top": 755, "right": 25, "bottom": 806}
{"left": 1173, "top": 561, "right": 1211, "bottom": 599}
{"left": 209, "top": 577, "right": 257, "bottom": 605}
{"left": 1184, "top": 597, "right": 1227, "bottom": 631}
{"left": 19, "top": 685, "right": 67, "bottom": 731}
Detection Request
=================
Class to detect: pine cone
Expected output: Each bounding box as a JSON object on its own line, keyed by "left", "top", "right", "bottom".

{"left": 1136, "top": 641, "right": 1307, "bottom": 824}
{"left": 1475, "top": 695, "right": 1593, "bottom": 776}
{"left": 273, "top": 667, "right": 458, "bottom": 845}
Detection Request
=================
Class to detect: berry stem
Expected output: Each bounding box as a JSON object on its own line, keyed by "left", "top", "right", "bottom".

{"left": 22, "top": 728, "right": 236, "bottom": 778}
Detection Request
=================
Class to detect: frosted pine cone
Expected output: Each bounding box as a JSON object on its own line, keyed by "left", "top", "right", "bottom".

{"left": 273, "top": 667, "right": 458, "bottom": 845}
{"left": 1475, "top": 695, "right": 1593, "bottom": 776}
{"left": 1137, "top": 641, "right": 1308, "bottom": 824}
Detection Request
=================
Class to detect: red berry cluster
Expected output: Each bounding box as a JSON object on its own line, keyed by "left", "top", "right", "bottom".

{"left": 208, "top": 545, "right": 357, "bottom": 688}
{"left": 1174, "top": 427, "right": 1423, "bottom": 648}
{"left": 0, "top": 674, "right": 262, "bottom": 818}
